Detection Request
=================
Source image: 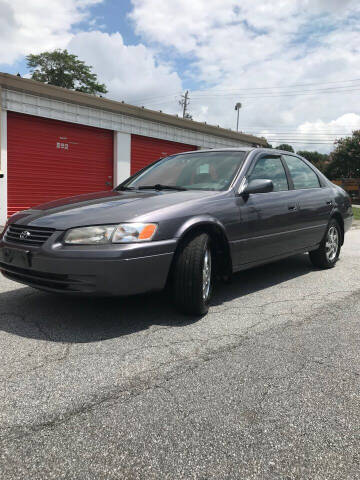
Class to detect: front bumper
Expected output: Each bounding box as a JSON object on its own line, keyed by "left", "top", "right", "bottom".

{"left": 0, "top": 233, "right": 177, "bottom": 296}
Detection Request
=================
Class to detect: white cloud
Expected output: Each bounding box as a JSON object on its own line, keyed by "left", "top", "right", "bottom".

{"left": 68, "top": 31, "right": 182, "bottom": 104}
{"left": 256, "top": 113, "right": 360, "bottom": 153}
{"left": 0, "top": 1, "right": 182, "bottom": 111}
{"left": 130, "top": 0, "right": 358, "bottom": 51}
{"left": 130, "top": 0, "right": 239, "bottom": 54}
{"left": 288, "top": 113, "right": 360, "bottom": 153}
{"left": 1, "top": 0, "right": 359, "bottom": 153}
{"left": 130, "top": 0, "right": 360, "bottom": 152}
{"left": 0, "top": 0, "right": 102, "bottom": 64}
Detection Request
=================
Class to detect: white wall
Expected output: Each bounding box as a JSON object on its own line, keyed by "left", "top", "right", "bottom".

{"left": 0, "top": 109, "right": 7, "bottom": 225}
{"left": 113, "top": 131, "right": 131, "bottom": 186}
{"left": 2, "top": 89, "right": 251, "bottom": 150}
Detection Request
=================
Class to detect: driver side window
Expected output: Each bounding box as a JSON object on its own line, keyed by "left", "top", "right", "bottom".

{"left": 248, "top": 156, "right": 289, "bottom": 192}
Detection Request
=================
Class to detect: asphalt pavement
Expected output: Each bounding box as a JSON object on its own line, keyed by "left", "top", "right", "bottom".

{"left": 1, "top": 230, "right": 360, "bottom": 479}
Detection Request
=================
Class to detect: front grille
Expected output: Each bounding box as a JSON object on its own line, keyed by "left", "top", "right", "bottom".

{"left": 4, "top": 224, "right": 55, "bottom": 246}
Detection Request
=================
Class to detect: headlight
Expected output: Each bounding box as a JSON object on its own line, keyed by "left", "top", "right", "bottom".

{"left": 112, "top": 223, "right": 157, "bottom": 243}
{"left": 64, "top": 223, "right": 157, "bottom": 245}
{"left": 64, "top": 225, "right": 115, "bottom": 244}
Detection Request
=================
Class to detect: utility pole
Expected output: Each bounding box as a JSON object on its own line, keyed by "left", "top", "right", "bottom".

{"left": 235, "top": 102, "right": 242, "bottom": 132}
{"left": 180, "top": 90, "right": 190, "bottom": 118}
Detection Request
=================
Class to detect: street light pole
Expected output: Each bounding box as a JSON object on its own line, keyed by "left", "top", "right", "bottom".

{"left": 235, "top": 102, "right": 242, "bottom": 132}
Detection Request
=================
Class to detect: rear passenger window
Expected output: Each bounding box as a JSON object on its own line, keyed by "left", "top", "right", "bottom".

{"left": 284, "top": 156, "right": 320, "bottom": 189}
{"left": 248, "top": 156, "right": 288, "bottom": 192}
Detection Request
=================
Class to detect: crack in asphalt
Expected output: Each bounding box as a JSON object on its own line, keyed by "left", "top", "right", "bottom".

{"left": 0, "top": 288, "right": 357, "bottom": 385}
{"left": 259, "top": 343, "right": 360, "bottom": 379}
{"left": 0, "top": 233, "right": 359, "bottom": 448}
{"left": 1, "top": 286, "right": 359, "bottom": 442}
{"left": 0, "top": 343, "right": 71, "bottom": 381}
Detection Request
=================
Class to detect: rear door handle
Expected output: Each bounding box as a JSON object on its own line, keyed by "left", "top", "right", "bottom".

{"left": 288, "top": 205, "right": 297, "bottom": 211}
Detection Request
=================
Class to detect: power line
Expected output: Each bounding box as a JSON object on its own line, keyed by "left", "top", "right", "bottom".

{"left": 241, "top": 129, "right": 357, "bottom": 133}
{"left": 248, "top": 135, "right": 346, "bottom": 138}
{"left": 263, "top": 139, "right": 337, "bottom": 142}
{"left": 240, "top": 128, "right": 360, "bottom": 133}
{"left": 251, "top": 133, "right": 355, "bottom": 136}
{"left": 263, "top": 141, "right": 337, "bottom": 144}
{"left": 132, "top": 92, "right": 182, "bottom": 105}
{"left": 129, "top": 77, "right": 360, "bottom": 104}
{"left": 264, "top": 140, "right": 336, "bottom": 144}
{"left": 249, "top": 132, "right": 349, "bottom": 135}
{"left": 192, "top": 85, "right": 360, "bottom": 96}
{"left": 192, "top": 84, "right": 360, "bottom": 96}
{"left": 260, "top": 136, "right": 340, "bottom": 140}
{"left": 230, "top": 122, "right": 360, "bottom": 128}
{"left": 260, "top": 136, "right": 338, "bottom": 140}
{"left": 249, "top": 131, "right": 356, "bottom": 135}
{"left": 190, "top": 87, "right": 360, "bottom": 100}
{"left": 199, "top": 77, "right": 360, "bottom": 92}
{"left": 133, "top": 86, "right": 360, "bottom": 107}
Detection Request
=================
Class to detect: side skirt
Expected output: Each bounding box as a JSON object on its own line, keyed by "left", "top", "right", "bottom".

{"left": 232, "top": 244, "right": 320, "bottom": 273}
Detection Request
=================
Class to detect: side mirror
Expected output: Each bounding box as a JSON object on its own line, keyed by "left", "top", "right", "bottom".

{"left": 242, "top": 179, "right": 274, "bottom": 195}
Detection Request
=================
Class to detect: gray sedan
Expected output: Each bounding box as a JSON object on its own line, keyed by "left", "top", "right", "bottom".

{"left": 0, "top": 148, "right": 353, "bottom": 315}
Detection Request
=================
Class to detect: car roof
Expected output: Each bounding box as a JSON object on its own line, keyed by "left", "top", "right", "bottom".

{"left": 174, "top": 147, "right": 253, "bottom": 155}
{"left": 174, "top": 147, "right": 297, "bottom": 156}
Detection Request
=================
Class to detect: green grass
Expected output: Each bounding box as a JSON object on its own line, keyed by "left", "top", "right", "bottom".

{"left": 353, "top": 207, "right": 360, "bottom": 220}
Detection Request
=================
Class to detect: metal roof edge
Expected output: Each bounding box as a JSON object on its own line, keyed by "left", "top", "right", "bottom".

{"left": 0, "top": 72, "right": 267, "bottom": 146}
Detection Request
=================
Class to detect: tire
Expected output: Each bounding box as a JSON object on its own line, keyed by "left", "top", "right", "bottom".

{"left": 309, "top": 218, "right": 341, "bottom": 269}
{"left": 172, "top": 233, "right": 213, "bottom": 315}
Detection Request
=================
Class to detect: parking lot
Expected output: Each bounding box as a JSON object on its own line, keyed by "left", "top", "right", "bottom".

{"left": 1, "top": 229, "right": 360, "bottom": 479}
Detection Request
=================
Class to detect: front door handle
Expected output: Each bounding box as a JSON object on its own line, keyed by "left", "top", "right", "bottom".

{"left": 326, "top": 200, "right": 333, "bottom": 206}
{"left": 288, "top": 205, "right": 297, "bottom": 211}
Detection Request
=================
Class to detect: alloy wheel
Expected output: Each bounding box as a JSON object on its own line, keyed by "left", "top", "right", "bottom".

{"left": 325, "top": 226, "right": 339, "bottom": 262}
{"left": 202, "top": 248, "right": 212, "bottom": 301}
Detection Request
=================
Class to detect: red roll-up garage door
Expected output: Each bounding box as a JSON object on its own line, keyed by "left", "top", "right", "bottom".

{"left": 7, "top": 112, "right": 113, "bottom": 217}
{"left": 131, "top": 134, "right": 197, "bottom": 175}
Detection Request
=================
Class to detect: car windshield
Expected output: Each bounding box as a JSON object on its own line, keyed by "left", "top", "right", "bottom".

{"left": 122, "top": 151, "right": 246, "bottom": 191}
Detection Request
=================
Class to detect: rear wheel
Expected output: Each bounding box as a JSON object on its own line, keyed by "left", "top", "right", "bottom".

{"left": 172, "top": 233, "right": 213, "bottom": 315}
{"left": 309, "top": 219, "right": 341, "bottom": 269}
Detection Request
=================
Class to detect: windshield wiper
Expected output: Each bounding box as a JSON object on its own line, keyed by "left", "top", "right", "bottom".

{"left": 137, "top": 184, "right": 187, "bottom": 191}
{"left": 117, "top": 185, "right": 136, "bottom": 191}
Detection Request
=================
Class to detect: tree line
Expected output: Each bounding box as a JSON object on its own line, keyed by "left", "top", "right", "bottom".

{"left": 272, "top": 137, "right": 360, "bottom": 179}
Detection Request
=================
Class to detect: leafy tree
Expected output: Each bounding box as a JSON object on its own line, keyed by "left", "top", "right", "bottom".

{"left": 326, "top": 130, "right": 360, "bottom": 179}
{"left": 26, "top": 49, "right": 107, "bottom": 96}
{"left": 276, "top": 143, "right": 294, "bottom": 152}
{"left": 262, "top": 139, "right": 273, "bottom": 148}
{"left": 296, "top": 150, "right": 329, "bottom": 173}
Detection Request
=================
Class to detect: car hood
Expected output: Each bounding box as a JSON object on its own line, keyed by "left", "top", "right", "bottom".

{"left": 9, "top": 189, "right": 222, "bottom": 229}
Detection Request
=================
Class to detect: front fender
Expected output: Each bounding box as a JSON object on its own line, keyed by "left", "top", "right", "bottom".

{"left": 174, "top": 215, "right": 229, "bottom": 240}
{"left": 329, "top": 206, "right": 348, "bottom": 244}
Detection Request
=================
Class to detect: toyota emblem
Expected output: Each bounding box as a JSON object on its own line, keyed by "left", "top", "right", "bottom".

{"left": 19, "top": 231, "right": 31, "bottom": 240}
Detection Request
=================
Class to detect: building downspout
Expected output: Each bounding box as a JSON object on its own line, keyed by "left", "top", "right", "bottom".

{"left": 0, "top": 86, "right": 7, "bottom": 225}
{"left": 0, "top": 85, "right": 3, "bottom": 179}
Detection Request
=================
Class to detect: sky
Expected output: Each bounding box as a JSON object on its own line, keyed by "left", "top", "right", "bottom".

{"left": 1, "top": 0, "right": 360, "bottom": 153}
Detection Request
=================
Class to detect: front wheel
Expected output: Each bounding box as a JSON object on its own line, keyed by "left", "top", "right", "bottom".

{"left": 172, "top": 233, "right": 213, "bottom": 315}
{"left": 309, "top": 219, "right": 341, "bottom": 269}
